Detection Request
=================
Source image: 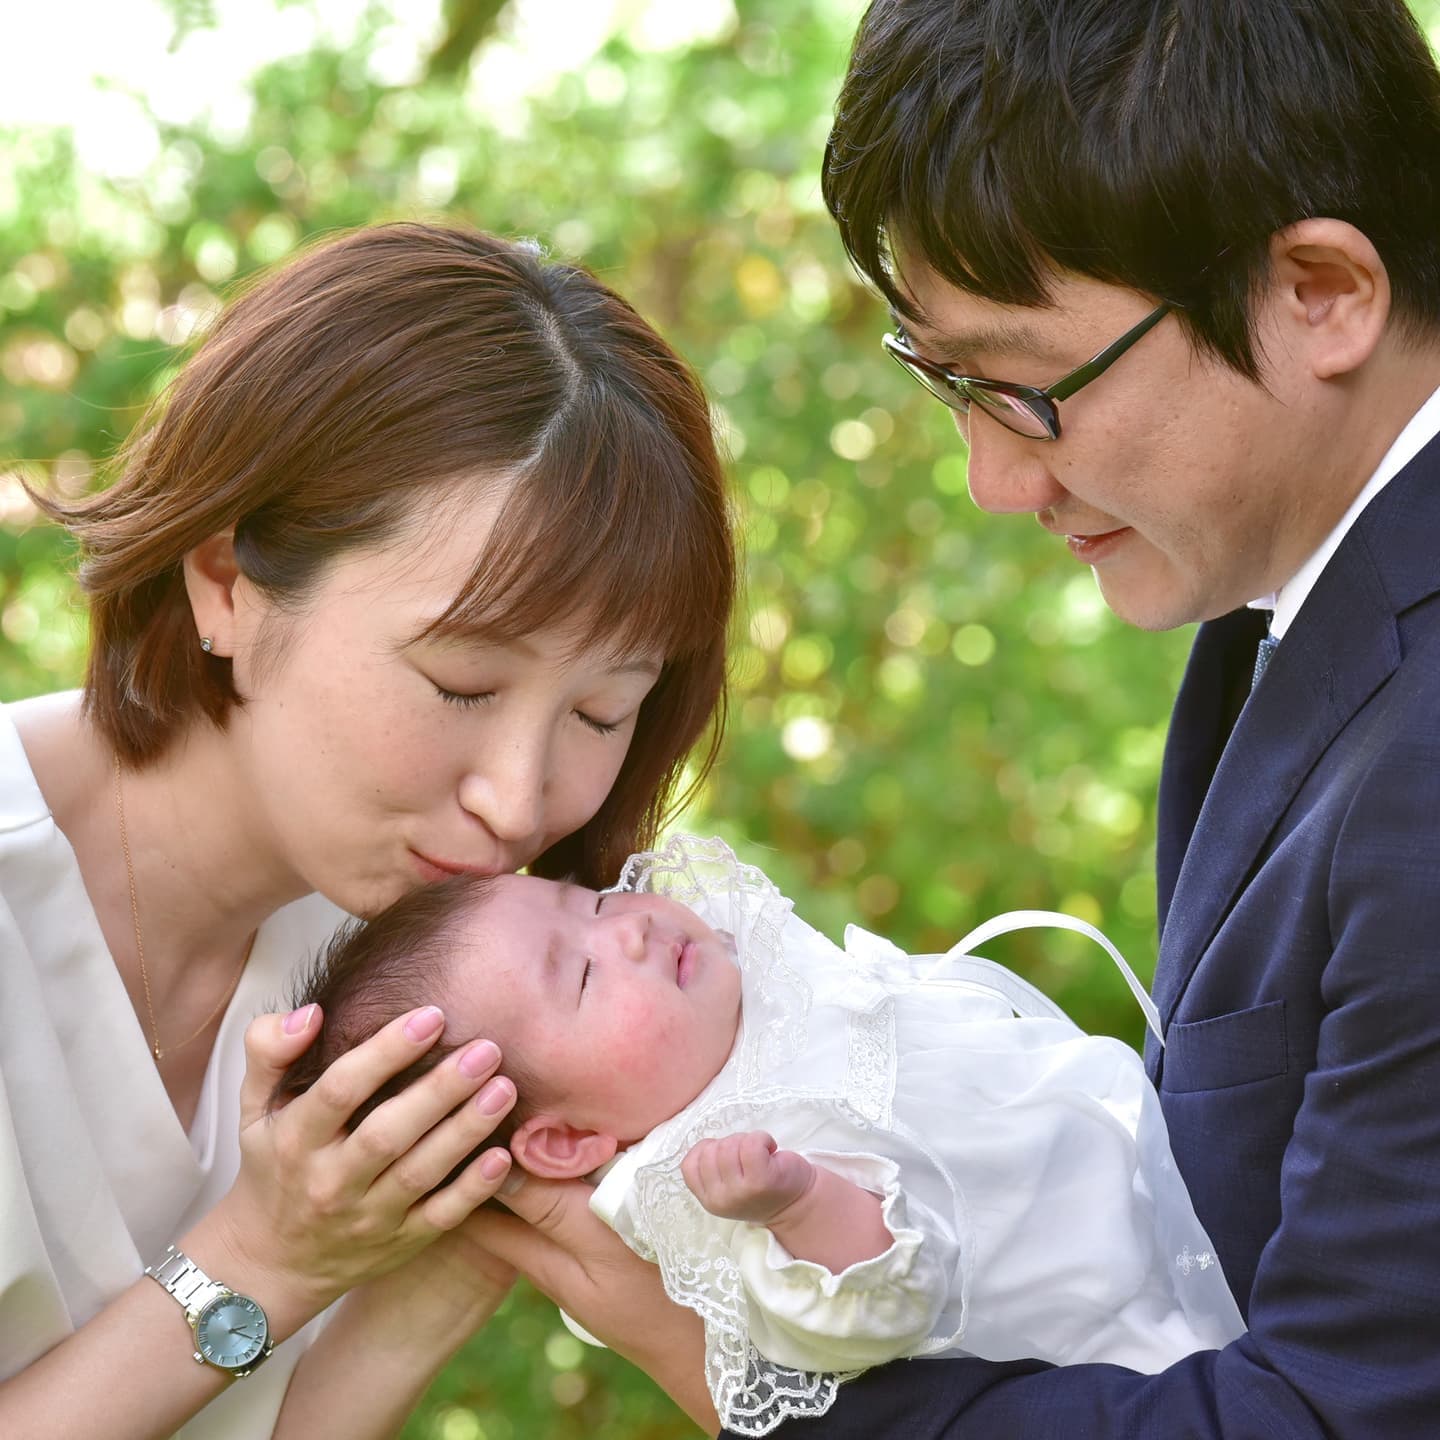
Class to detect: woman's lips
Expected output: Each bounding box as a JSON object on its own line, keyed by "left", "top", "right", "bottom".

{"left": 410, "top": 849, "right": 491, "bottom": 883}
{"left": 1065, "top": 527, "right": 1132, "bottom": 564}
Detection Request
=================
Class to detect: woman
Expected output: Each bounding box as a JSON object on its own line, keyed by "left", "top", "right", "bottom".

{"left": 0, "top": 222, "right": 733, "bottom": 1437}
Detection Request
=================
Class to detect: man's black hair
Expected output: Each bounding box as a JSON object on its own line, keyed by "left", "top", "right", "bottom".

{"left": 824, "top": 0, "right": 1440, "bottom": 377}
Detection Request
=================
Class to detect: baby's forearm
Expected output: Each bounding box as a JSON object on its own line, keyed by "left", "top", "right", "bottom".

{"left": 765, "top": 1164, "right": 892, "bottom": 1273}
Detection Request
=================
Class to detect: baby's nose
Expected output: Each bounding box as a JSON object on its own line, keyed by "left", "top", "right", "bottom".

{"left": 609, "top": 911, "right": 650, "bottom": 961}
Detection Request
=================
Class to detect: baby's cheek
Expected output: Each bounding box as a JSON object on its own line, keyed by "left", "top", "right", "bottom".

{"left": 609, "top": 998, "right": 690, "bottom": 1071}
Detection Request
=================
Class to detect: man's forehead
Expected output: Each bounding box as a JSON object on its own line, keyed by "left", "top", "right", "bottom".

{"left": 890, "top": 257, "right": 1056, "bottom": 359}
{"left": 892, "top": 257, "right": 1146, "bottom": 363}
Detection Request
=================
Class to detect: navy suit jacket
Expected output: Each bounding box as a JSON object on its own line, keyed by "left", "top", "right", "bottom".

{"left": 726, "top": 439, "right": 1440, "bottom": 1437}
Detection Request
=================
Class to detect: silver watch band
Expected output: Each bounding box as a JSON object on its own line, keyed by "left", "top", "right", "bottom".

{"left": 145, "top": 1246, "right": 229, "bottom": 1318}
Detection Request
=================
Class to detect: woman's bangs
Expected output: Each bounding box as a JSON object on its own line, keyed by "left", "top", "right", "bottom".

{"left": 423, "top": 405, "right": 728, "bottom": 664}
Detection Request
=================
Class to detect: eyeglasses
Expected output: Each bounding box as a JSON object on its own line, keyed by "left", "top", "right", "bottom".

{"left": 882, "top": 301, "right": 1172, "bottom": 442}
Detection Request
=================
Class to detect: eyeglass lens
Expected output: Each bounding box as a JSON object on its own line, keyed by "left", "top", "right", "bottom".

{"left": 888, "top": 345, "right": 1056, "bottom": 440}
{"left": 967, "top": 387, "right": 1052, "bottom": 439}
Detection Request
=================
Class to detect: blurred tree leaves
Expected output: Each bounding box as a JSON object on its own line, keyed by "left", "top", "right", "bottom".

{"left": 6, "top": 2, "right": 1440, "bottom": 1434}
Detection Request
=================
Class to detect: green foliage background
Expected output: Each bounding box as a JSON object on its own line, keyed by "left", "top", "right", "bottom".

{"left": 4, "top": 3, "right": 1438, "bottom": 1435}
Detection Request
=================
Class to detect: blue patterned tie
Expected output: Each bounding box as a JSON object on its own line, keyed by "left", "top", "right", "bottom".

{"left": 1252, "top": 632, "right": 1280, "bottom": 690}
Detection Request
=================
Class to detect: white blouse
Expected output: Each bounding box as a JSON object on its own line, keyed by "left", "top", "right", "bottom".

{"left": 0, "top": 703, "right": 347, "bottom": 1438}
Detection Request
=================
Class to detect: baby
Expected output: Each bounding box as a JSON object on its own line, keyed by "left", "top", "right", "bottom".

{"left": 276, "top": 835, "right": 1244, "bottom": 1434}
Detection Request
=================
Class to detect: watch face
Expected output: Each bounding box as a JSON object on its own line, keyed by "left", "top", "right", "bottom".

{"left": 195, "top": 1295, "right": 269, "bottom": 1371}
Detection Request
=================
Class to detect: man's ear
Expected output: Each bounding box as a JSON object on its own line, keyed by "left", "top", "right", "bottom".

{"left": 1268, "top": 218, "right": 1390, "bottom": 381}
{"left": 510, "top": 1114, "right": 619, "bottom": 1180}
{"left": 181, "top": 531, "right": 243, "bottom": 658}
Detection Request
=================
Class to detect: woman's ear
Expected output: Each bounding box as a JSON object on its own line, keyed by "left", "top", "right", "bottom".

{"left": 182, "top": 531, "right": 242, "bottom": 658}
{"left": 1268, "top": 218, "right": 1391, "bottom": 381}
{"left": 510, "top": 1114, "right": 618, "bottom": 1180}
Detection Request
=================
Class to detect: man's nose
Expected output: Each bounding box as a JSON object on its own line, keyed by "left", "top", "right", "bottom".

{"left": 961, "top": 409, "right": 1069, "bottom": 516}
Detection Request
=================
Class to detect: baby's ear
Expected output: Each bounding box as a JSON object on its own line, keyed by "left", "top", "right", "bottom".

{"left": 510, "top": 1114, "right": 618, "bottom": 1179}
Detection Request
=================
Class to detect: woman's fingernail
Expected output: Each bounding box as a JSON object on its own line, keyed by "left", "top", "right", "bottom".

{"left": 404, "top": 1006, "right": 445, "bottom": 1042}
{"left": 480, "top": 1149, "right": 511, "bottom": 1181}
{"left": 499, "top": 1169, "right": 526, "bottom": 1197}
{"left": 476, "top": 1077, "right": 514, "bottom": 1114}
{"left": 458, "top": 1040, "right": 500, "bottom": 1078}
{"left": 284, "top": 1004, "right": 316, "bottom": 1035}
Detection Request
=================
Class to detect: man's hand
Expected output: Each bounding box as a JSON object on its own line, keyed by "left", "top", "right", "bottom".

{"left": 467, "top": 1171, "right": 720, "bottom": 1435}
{"left": 681, "top": 1131, "right": 816, "bottom": 1225}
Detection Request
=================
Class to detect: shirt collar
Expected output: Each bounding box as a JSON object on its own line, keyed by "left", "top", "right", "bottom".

{"left": 1248, "top": 381, "right": 1440, "bottom": 638}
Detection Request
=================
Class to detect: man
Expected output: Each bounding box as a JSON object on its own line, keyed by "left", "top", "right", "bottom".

{"left": 479, "top": 2, "right": 1440, "bottom": 1434}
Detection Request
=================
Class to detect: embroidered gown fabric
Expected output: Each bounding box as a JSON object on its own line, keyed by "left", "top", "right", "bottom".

{"left": 0, "top": 704, "right": 347, "bottom": 1439}
{"left": 589, "top": 836, "right": 1245, "bottom": 1434}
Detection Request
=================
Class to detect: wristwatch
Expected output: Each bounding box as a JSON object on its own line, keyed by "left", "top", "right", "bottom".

{"left": 144, "top": 1245, "right": 274, "bottom": 1378}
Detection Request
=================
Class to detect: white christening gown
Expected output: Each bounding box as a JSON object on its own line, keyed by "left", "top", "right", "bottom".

{"left": 586, "top": 836, "right": 1245, "bottom": 1435}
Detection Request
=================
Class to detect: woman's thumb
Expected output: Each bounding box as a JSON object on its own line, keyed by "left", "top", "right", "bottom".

{"left": 238, "top": 1005, "right": 322, "bottom": 1126}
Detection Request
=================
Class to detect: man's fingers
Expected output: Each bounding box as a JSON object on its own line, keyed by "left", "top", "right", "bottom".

{"left": 466, "top": 1200, "right": 583, "bottom": 1302}
{"left": 238, "top": 1006, "right": 323, "bottom": 1129}
{"left": 493, "top": 1170, "right": 593, "bottom": 1234}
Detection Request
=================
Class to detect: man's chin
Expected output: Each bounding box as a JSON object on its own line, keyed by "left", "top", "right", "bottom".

{"left": 1094, "top": 576, "right": 1207, "bottom": 633}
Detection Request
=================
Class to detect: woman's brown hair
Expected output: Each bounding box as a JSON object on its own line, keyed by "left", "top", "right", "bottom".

{"left": 36, "top": 223, "right": 735, "bottom": 885}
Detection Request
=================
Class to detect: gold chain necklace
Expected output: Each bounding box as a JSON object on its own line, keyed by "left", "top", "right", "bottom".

{"left": 112, "top": 756, "right": 255, "bottom": 1062}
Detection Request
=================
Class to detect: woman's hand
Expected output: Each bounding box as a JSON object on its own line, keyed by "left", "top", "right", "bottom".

{"left": 197, "top": 1004, "right": 517, "bottom": 1335}
{"left": 469, "top": 1171, "right": 720, "bottom": 1434}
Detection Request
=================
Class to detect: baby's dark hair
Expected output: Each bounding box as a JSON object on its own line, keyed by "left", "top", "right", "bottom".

{"left": 271, "top": 874, "right": 541, "bottom": 1156}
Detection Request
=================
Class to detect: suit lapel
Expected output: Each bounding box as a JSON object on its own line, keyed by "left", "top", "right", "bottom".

{"left": 1151, "top": 447, "right": 1440, "bottom": 1026}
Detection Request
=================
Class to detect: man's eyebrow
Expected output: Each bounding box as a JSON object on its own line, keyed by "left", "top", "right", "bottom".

{"left": 893, "top": 312, "right": 1051, "bottom": 367}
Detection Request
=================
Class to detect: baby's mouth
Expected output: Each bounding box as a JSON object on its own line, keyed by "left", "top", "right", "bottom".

{"left": 676, "top": 940, "right": 697, "bottom": 989}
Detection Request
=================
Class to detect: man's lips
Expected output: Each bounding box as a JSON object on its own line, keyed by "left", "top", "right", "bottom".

{"left": 1062, "top": 527, "right": 1132, "bottom": 563}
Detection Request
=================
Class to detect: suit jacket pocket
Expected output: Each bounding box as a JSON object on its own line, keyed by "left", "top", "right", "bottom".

{"left": 1162, "top": 999, "right": 1288, "bottom": 1093}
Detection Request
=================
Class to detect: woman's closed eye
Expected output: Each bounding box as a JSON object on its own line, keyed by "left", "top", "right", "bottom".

{"left": 434, "top": 684, "right": 493, "bottom": 709}
{"left": 576, "top": 710, "right": 622, "bottom": 736}
{"left": 432, "top": 684, "right": 621, "bottom": 733}
{"left": 579, "top": 958, "right": 593, "bottom": 1001}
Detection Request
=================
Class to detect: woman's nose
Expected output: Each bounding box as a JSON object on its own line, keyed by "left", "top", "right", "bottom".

{"left": 961, "top": 410, "right": 1069, "bottom": 516}
{"left": 457, "top": 741, "right": 548, "bottom": 846}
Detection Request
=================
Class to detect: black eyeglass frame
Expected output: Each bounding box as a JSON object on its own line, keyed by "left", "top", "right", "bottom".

{"left": 882, "top": 300, "right": 1173, "bottom": 442}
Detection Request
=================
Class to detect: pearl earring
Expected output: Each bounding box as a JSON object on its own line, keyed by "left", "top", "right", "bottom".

{"left": 200, "top": 636, "right": 214, "bottom": 654}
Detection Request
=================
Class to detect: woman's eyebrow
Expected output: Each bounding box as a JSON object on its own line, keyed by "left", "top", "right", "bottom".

{"left": 610, "top": 657, "right": 662, "bottom": 677}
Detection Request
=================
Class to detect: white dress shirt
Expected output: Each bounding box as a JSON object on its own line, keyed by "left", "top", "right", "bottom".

{"left": 1250, "top": 382, "right": 1440, "bottom": 636}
